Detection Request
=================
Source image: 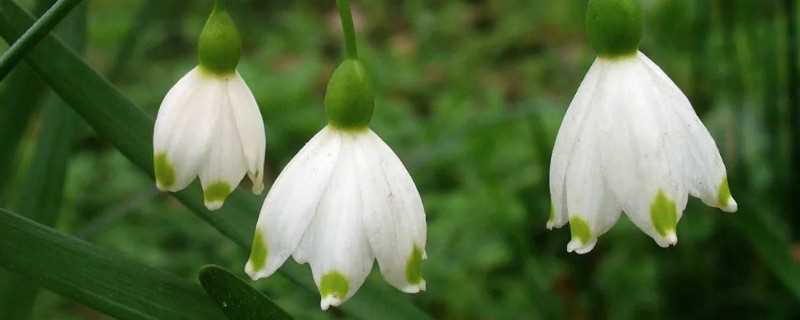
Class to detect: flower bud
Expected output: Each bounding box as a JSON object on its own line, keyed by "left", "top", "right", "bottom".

{"left": 198, "top": 1, "right": 241, "bottom": 75}
{"left": 324, "top": 59, "right": 374, "bottom": 130}
{"left": 586, "top": 0, "right": 643, "bottom": 58}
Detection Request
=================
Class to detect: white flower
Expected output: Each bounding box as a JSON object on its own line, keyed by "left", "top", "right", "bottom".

{"left": 153, "top": 67, "right": 266, "bottom": 210}
{"left": 548, "top": 51, "right": 737, "bottom": 254}
{"left": 245, "top": 126, "right": 427, "bottom": 310}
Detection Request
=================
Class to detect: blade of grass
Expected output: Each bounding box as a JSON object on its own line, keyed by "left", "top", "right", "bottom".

{"left": 0, "top": 63, "right": 46, "bottom": 201}
{"left": 199, "top": 265, "right": 292, "bottom": 320}
{"left": 0, "top": 209, "right": 225, "bottom": 320}
{"left": 0, "top": 2, "right": 85, "bottom": 318}
{"left": 0, "top": 0, "right": 82, "bottom": 80}
{"left": 0, "top": 105, "right": 82, "bottom": 320}
{"left": 0, "top": 0, "right": 56, "bottom": 203}
{"left": 0, "top": 2, "right": 432, "bottom": 318}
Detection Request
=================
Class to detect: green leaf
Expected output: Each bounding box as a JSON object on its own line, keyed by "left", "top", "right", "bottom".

{"left": 0, "top": 0, "right": 83, "bottom": 80}
{"left": 0, "top": 0, "right": 58, "bottom": 201}
{"left": 199, "top": 265, "right": 292, "bottom": 320}
{"left": 0, "top": 2, "right": 85, "bottom": 318}
{"left": 0, "top": 62, "right": 45, "bottom": 202}
{"left": 0, "top": 2, "right": 432, "bottom": 319}
{"left": 0, "top": 209, "right": 225, "bottom": 320}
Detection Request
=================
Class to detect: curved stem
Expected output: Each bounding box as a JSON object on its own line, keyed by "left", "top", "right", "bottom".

{"left": 336, "top": 0, "right": 358, "bottom": 59}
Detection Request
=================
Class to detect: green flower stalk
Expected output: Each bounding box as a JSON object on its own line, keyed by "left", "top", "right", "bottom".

{"left": 323, "top": 0, "right": 375, "bottom": 130}
{"left": 548, "top": 0, "right": 737, "bottom": 253}
{"left": 153, "top": 0, "right": 266, "bottom": 210}
{"left": 246, "top": 0, "right": 428, "bottom": 310}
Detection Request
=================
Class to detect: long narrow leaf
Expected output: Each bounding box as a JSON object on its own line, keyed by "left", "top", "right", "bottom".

{"left": 0, "top": 2, "right": 85, "bottom": 318}
{"left": 0, "top": 2, "right": 432, "bottom": 319}
{"left": 0, "top": 209, "right": 225, "bottom": 320}
{"left": 0, "top": 0, "right": 82, "bottom": 80}
{"left": 0, "top": 0, "right": 56, "bottom": 202}
{"left": 0, "top": 63, "right": 45, "bottom": 201}
{"left": 199, "top": 265, "right": 292, "bottom": 320}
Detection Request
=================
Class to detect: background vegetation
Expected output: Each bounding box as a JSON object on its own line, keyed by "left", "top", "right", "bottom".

{"left": 1, "top": 0, "right": 799, "bottom": 319}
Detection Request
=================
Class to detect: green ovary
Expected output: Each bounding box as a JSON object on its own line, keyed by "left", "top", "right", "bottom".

{"left": 650, "top": 190, "right": 677, "bottom": 237}
{"left": 569, "top": 217, "right": 592, "bottom": 244}
{"left": 249, "top": 229, "right": 267, "bottom": 271}
{"left": 204, "top": 182, "right": 232, "bottom": 204}
{"left": 320, "top": 272, "right": 349, "bottom": 299}
{"left": 718, "top": 177, "right": 732, "bottom": 207}
{"left": 324, "top": 59, "right": 374, "bottom": 130}
{"left": 405, "top": 245, "right": 424, "bottom": 285}
{"left": 154, "top": 153, "right": 175, "bottom": 188}
{"left": 197, "top": 2, "right": 241, "bottom": 75}
{"left": 586, "top": 0, "right": 643, "bottom": 58}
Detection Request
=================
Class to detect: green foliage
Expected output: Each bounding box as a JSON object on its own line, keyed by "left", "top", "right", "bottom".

{"left": 0, "top": 209, "right": 225, "bottom": 320}
{"left": 199, "top": 265, "right": 292, "bottom": 320}
{"left": 0, "top": 0, "right": 799, "bottom": 319}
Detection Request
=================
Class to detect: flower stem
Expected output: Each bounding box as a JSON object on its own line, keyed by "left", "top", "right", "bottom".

{"left": 214, "top": 0, "right": 226, "bottom": 11}
{"left": 336, "top": 0, "right": 358, "bottom": 60}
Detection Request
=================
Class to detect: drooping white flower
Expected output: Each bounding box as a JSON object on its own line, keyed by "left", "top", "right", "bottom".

{"left": 549, "top": 0, "right": 737, "bottom": 253}
{"left": 152, "top": 1, "right": 265, "bottom": 210}
{"left": 245, "top": 2, "right": 427, "bottom": 306}
{"left": 153, "top": 67, "right": 266, "bottom": 210}
{"left": 245, "top": 125, "right": 427, "bottom": 309}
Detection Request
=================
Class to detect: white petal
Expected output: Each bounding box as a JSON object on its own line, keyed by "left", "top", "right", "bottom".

{"left": 153, "top": 68, "right": 222, "bottom": 192}
{"left": 197, "top": 94, "right": 248, "bottom": 210}
{"left": 306, "top": 134, "right": 373, "bottom": 310}
{"left": 564, "top": 113, "right": 621, "bottom": 254}
{"left": 246, "top": 126, "right": 341, "bottom": 280}
{"left": 636, "top": 52, "right": 737, "bottom": 212}
{"left": 549, "top": 59, "right": 607, "bottom": 229}
{"left": 356, "top": 130, "right": 427, "bottom": 293}
{"left": 597, "top": 56, "right": 688, "bottom": 247}
{"left": 228, "top": 72, "right": 267, "bottom": 194}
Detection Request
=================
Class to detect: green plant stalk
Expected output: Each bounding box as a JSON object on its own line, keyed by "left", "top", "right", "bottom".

{"left": 0, "top": 209, "right": 225, "bottom": 320}
{"left": 0, "top": 0, "right": 83, "bottom": 80}
{"left": 0, "top": 2, "right": 85, "bottom": 318}
{"left": 336, "top": 0, "right": 358, "bottom": 59}
{"left": 0, "top": 2, "right": 431, "bottom": 318}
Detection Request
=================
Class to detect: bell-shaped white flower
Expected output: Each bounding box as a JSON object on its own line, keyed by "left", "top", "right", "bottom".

{"left": 549, "top": 0, "right": 737, "bottom": 253}
{"left": 246, "top": 2, "right": 427, "bottom": 307}
{"left": 153, "top": 1, "right": 265, "bottom": 210}
{"left": 245, "top": 126, "right": 427, "bottom": 309}
{"left": 153, "top": 67, "right": 266, "bottom": 210}
{"left": 548, "top": 51, "right": 738, "bottom": 253}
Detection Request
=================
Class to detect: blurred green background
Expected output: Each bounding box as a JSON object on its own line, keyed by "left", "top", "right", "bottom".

{"left": 1, "top": 0, "right": 799, "bottom": 319}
